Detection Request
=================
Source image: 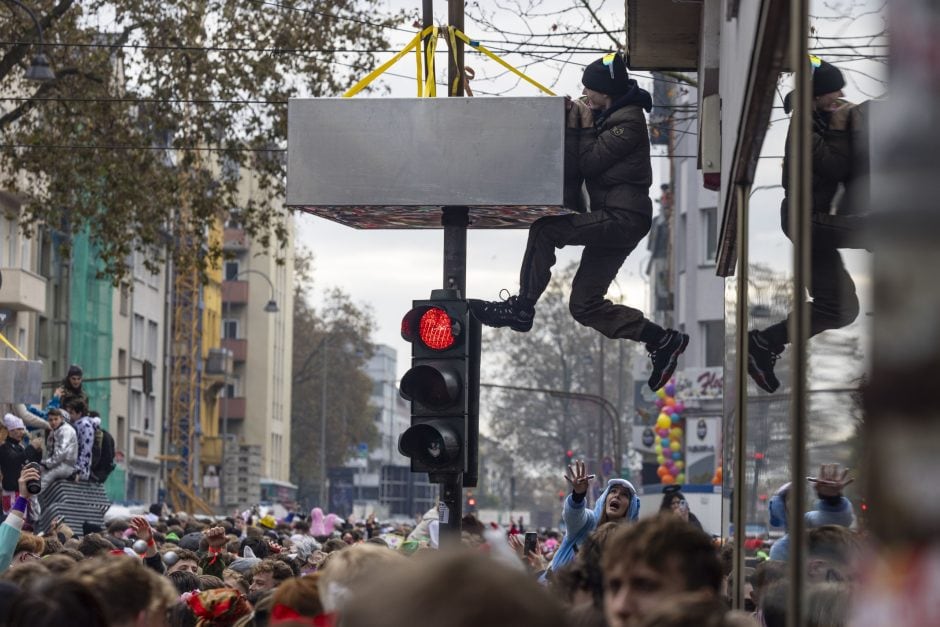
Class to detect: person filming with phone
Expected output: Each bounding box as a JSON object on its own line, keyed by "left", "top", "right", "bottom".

{"left": 659, "top": 485, "right": 704, "bottom": 531}
{"left": 0, "top": 414, "right": 42, "bottom": 520}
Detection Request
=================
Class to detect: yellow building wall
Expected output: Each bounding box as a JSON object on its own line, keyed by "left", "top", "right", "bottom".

{"left": 200, "top": 218, "right": 224, "bottom": 467}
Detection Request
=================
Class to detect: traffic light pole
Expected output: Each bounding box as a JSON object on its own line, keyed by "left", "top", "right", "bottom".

{"left": 434, "top": 0, "right": 468, "bottom": 546}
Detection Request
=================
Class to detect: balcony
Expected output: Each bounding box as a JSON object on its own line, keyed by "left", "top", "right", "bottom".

{"left": 224, "top": 227, "right": 249, "bottom": 252}
{"left": 220, "top": 396, "right": 246, "bottom": 420}
{"left": 222, "top": 338, "right": 247, "bottom": 362}
{"left": 222, "top": 280, "right": 248, "bottom": 304}
{"left": 0, "top": 268, "right": 47, "bottom": 312}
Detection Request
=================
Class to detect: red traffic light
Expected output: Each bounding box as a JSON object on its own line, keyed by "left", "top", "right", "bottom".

{"left": 402, "top": 306, "right": 460, "bottom": 351}
{"left": 566, "top": 449, "right": 574, "bottom": 458}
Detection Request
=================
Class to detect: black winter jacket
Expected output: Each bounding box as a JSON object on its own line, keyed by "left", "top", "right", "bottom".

{"left": 0, "top": 436, "right": 41, "bottom": 492}
{"left": 569, "top": 85, "right": 654, "bottom": 218}
{"left": 781, "top": 108, "right": 853, "bottom": 215}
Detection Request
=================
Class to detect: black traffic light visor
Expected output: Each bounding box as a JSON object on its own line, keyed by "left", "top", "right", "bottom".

{"left": 400, "top": 364, "right": 462, "bottom": 409}
{"left": 399, "top": 421, "right": 461, "bottom": 467}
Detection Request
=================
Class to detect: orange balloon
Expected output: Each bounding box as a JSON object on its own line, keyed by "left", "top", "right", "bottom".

{"left": 657, "top": 466, "right": 668, "bottom": 478}
{"left": 662, "top": 474, "right": 676, "bottom": 485}
{"left": 711, "top": 467, "right": 723, "bottom": 485}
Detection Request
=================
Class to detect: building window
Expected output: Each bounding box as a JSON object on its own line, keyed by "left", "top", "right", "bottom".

{"left": 147, "top": 321, "right": 159, "bottom": 363}
{"left": 116, "top": 416, "right": 126, "bottom": 453}
{"left": 223, "top": 319, "right": 238, "bottom": 339}
{"left": 702, "top": 207, "right": 718, "bottom": 264}
{"left": 118, "top": 349, "right": 127, "bottom": 384}
{"left": 701, "top": 320, "right": 725, "bottom": 367}
{"left": 37, "top": 316, "right": 50, "bottom": 357}
{"left": 224, "top": 261, "right": 240, "bottom": 281}
{"left": 131, "top": 314, "right": 144, "bottom": 359}
{"left": 677, "top": 213, "right": 687, "bottom": 273}
{"left": 145, "top": 395, "right": 155, "bottom": 434}
{"left": 130, "top": 390, "right": 143, "bottom": 431}
{"left": 119, "top": 283, "right": 130, "bottom": 316}
{"left": 133, "top": 250, "right": 148, "bottom": 282}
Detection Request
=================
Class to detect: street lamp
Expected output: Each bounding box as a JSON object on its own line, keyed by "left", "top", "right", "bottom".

{"left": 4, "top": 0, "right": 56, "bottom": 81}
{"left": 231, "top": 268, "right": 279, "bottom": 313}
{"left": 480, "top": 382, "right": 624, "bottom": 475}
{"left": 219, "top": 267, "right": 279, "bottom": 510}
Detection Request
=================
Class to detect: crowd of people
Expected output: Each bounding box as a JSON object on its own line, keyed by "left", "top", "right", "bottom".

{"left": 0, "top": 455, "right": 860, "bottom": 627}
{"left": 0, "top": 365, "right": 115, "bottom": 528}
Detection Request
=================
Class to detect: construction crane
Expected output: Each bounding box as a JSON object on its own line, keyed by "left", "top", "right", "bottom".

{"left": 164, "top": 251, "right": 213, "bottom": 516}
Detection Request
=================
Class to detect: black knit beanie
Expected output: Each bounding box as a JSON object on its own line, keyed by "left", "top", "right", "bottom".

{"left": 67, "top": 364, "right": 83, "bottom": 377}
{"left": 582, "top": 53, "right": 630, "bottom": 96}
{"left": 813, "top": 59, "right": 845, "bottom": 97}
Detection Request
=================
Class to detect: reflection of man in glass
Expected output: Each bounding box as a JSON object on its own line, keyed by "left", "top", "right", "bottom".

{"left": 748, "top": 58, "right": 866, "bottom": 393}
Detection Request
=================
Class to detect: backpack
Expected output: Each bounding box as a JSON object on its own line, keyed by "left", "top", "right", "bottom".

{"left": 90, "top": 427, "right": 116, "bottom": 483}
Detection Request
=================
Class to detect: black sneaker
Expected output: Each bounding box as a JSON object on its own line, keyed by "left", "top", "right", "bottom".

{"left": 646, "top": 330, "right": 689, "bottom": 391}
{"left": 469, "top": 293, "right": 534, "bottom": 332}
{"left": 747, "top": 330, "right": 781, "bottom": 393}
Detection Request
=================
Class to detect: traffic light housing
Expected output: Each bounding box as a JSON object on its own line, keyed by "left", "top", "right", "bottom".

{"left": 399, "top": 289, "right": 478, "bottom": 481}
{"left": 142, "top": 360, "right": 154, "bottom": 395}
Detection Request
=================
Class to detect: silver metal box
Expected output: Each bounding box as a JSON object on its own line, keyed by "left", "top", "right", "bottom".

{"left": 287, "top": 97, "right": 567, "bottom": 228}
{"left": 0, "top": 358, "right": 42, "bottom": 404}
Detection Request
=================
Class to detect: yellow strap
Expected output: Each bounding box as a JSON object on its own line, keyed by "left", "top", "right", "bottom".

{"left": 447, "top": 26, "right": 461, "bottom": 96}
{"left": 424, "top": 26, "right": 438, "bottom": 97}
{"left": 342, "top": 25, "right": 554, "bottom": 99}
{"left": 452, "top": 29, "right": 556, "bottom": 96}
{"left": 415, "top": 32, "right": 424, "bottom": 97}
{"left": 0, "top": 330, "right": 27, "bottom": 360}
{"left": 343, "top": 26, "right": 435, "bottom": 98}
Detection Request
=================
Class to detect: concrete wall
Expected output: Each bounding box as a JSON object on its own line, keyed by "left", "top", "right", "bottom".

{"left": 112, "top": 251, "right": 167, "bottom": 503}
{"left": 237, "top": 174, "right": 294, "bottom": 484}
{"left": 671, "top": 84, "right": 725, "bottom": 369}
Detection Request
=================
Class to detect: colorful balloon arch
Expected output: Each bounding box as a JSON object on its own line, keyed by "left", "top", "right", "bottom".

{"left": 654, "top": 379, "right": 686, "bottom": 485}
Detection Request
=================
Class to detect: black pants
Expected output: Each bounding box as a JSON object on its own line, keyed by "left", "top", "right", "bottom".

{"left": 764, "top": 204, "right": 862, "bottom": 346}
{"left": 519, "top": 206, "right": 652, "bottom": 341}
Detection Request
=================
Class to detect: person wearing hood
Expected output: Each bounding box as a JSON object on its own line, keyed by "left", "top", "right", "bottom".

{"left": 0, "top": 414, "right": 42, "bottom": 517}
{"left": 768, "top": 463, "right": 854, "bottom": 562}
{"left": 748, "top": 57, "right": 868, "bottom": 393}
{"left": 547, "top": 459, "right": 640, "bottom": 576}
{"left": 53, "top": 364, "right": 89, "bottom": 411}
{"left": 472, "top": 52, "right": 688, "bottom": 392}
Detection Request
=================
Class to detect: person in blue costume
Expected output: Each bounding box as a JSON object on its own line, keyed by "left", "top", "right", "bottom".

{"left": 768, "top": 463, "right": 854, "bottom": 561}
{"left": 548, "top": 459, "right": 640, "bottom": 576}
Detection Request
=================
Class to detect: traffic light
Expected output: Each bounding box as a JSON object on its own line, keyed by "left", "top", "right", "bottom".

{"left": 398, "top": 289, "right": 478, "bottom": 478}
{"left": 142, "top": 360, "right": 154, "bottom": 395}
{"left": 466, "top": 491, "right": 477, "bottom": 510}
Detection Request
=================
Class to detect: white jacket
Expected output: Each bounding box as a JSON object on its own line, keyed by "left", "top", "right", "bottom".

{"left": 42, "top": 422, "right": 78, "bottom": 471}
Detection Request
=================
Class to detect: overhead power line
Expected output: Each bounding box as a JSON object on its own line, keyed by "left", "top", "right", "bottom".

{"left": 0, "top": 142, "right": 784, "bottom": 160}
